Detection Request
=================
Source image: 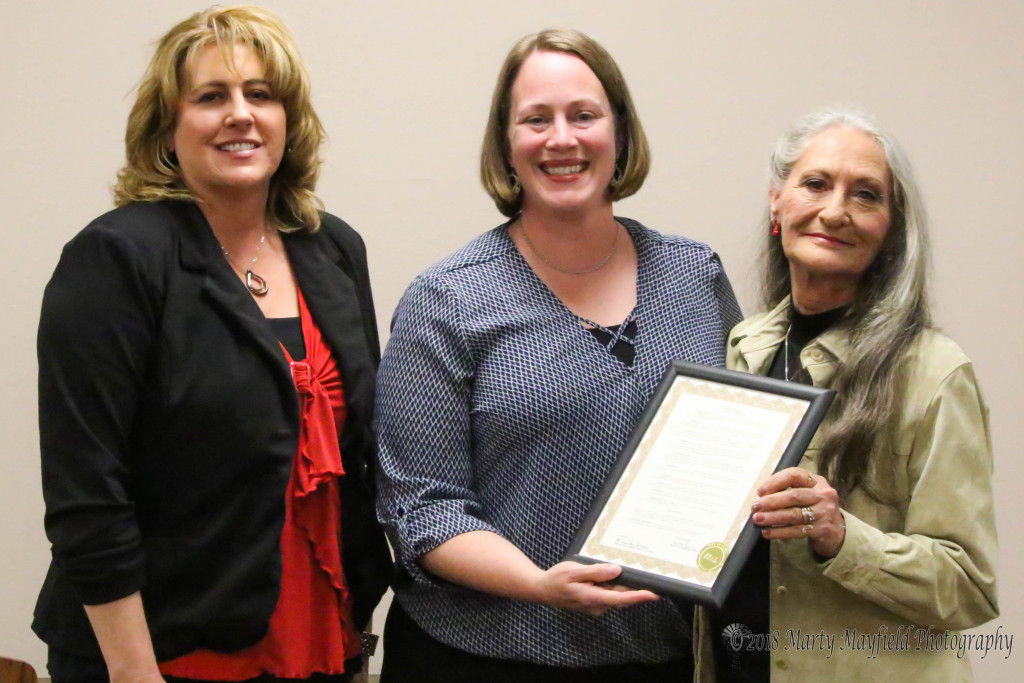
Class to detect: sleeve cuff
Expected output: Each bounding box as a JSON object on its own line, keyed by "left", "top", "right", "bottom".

{"left": 392, "top": 505, "right": 503, "bottom": 585}
{"left": 820, "top": 510, "right": 884, "bottom": 590}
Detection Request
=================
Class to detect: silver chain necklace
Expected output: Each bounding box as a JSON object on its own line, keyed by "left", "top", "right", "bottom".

{"left": 221, "top": 232, "right": 269, "bottom": 297}
{"left": 783, "top": 327, "right": 802, "bottom": 382}
{"left": 784, "top": 330, "right": 794, "bottom": 381}
{"left": 520, "top": 221, "right": 619, "bottom": 276}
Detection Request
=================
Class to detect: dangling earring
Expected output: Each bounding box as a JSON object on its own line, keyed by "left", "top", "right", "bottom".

{"left": 609, "top": 165, "right": 624, "bottom": 190}
{"left": 509, "top": 173, "right": 522, "bottom": 195}
{"left": 771, "top": 219, "right": 780, "bottom": 236}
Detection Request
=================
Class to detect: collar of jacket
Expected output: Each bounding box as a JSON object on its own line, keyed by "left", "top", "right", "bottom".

{"left": 729, "top": 295, "right": 855, "bottom": 386}
{"left": 172, "top": 201, "right": 294, "bottom": 395}
{"left": 170, "top": 201, "right": 377, "bottom": 464}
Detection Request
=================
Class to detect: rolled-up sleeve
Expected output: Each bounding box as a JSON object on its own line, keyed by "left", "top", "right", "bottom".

{"left": 38, "top": 224, "right": 160, "bottom": 605}
{"left": 375, "top": 275, "right": 502, "bottom": 583}
{"left": 822, "top": 362, "right": 999, "bottom": 630}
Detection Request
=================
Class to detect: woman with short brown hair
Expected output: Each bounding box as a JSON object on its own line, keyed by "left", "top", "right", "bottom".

{"left": 375, "top": 28, "right": 740, "bottom": 683}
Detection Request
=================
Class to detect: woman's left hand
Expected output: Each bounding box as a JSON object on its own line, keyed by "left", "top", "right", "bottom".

{"left": 750, "top": 467, "right": 846, "bottom": 558}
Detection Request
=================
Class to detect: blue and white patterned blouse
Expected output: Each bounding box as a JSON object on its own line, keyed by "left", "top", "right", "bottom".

{"left": 376, "top": 218, "right": 741, "bottom": 667}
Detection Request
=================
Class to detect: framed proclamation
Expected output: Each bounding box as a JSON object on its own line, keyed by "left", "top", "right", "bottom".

{"left": 564, "top": 360, "right": 835, "bottom": 608}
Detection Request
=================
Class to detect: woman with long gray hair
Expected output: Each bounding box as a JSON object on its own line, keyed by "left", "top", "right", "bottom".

{"left": 696, "top": 107, "right": 998, "bottom": 681}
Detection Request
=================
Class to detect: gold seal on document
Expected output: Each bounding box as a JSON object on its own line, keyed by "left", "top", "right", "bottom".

{"left": 697, "top": 542, "right": 729, "bottom": 572}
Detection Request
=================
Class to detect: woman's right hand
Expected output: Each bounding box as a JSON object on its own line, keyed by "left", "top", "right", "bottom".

{"left": 420, "top": 531, "right": 658, "bottom": 615}
{"left": 534, "top": 561, "right": 659, "bottom": 616}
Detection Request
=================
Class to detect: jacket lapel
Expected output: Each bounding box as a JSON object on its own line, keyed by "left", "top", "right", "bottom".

{"left": 172, "top": 201, "right": 376, "bottom": 439}
{"left": 173, "top": 201, "right": 294, "bottom": 393}
{"left": 731, "top": 296, "right": 852, "bottom": 385}
{"left": 732, "top": 298, "right": 790, "bottom": 376}
{"left": 284, "top": 229, "right": 376, "bottom": 438}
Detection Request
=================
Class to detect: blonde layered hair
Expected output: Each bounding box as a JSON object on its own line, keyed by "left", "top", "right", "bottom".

{"left": 480, "top": 28, "right": 650, "bottom": 218}
{"left": 114, "top": 5, "right": 325, "bottom": 231}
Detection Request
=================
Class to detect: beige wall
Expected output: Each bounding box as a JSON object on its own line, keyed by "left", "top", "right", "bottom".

{"left": 2, "top": 0, "right": 1021, "bottom": 678}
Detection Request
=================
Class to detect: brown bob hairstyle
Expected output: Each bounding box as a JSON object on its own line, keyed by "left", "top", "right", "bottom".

{"left": 113, "top": 5, "right": 325, "bottom": 232}
{"left": 480, "top": 28, "right": 651, "bottom": 218}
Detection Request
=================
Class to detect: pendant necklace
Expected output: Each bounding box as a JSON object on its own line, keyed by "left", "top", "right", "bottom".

{"left": 222, "top": 231, "right": 269, "bottom": 296}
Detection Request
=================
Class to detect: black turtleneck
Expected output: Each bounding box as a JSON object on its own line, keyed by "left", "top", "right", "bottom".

{"left": 766, "top": 306, "right": 846, "bottom": 384}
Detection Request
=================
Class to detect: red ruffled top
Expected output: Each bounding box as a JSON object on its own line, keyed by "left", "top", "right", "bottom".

{"left": 160, "top": 289, "right": 362, "bottom": 680}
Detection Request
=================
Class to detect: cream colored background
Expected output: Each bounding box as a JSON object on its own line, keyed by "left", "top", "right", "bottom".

{"left": 1, "top": 0, "right": 1021, "bottom": 679}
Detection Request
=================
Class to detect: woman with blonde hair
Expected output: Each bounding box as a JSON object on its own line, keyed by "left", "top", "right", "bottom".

{"left": 696, "top": 107, "right": 998, "bottom": 681}
{"left": 33, "top": 6, "right": 390, "bottom": 682}
{"left": 375, "top": 28, "right": 740, "bottom": 683}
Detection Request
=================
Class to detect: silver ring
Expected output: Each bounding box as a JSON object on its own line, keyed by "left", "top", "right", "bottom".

{"left": 801, "top": 507, "right": 815, "bottom": 524}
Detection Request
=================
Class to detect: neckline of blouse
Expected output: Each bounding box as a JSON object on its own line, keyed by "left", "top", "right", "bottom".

{"left": 500, "top": 217, "right": 646, "bottom": 371}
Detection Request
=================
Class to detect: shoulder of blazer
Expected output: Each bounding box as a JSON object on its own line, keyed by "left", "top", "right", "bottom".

{"left": 69, "top": 200, "right": 226, "bottom": 282}
{"left": 73, "top": 202, "right": 181, "bottom": 255}
{"left": 316, "top": 213, "right": 369, "bottom": 278}
{"left": 49, "top": 202, "right": 190, "bottom": 317}
{"left": 283, "top": 214, "right": 367, "bottom": 280}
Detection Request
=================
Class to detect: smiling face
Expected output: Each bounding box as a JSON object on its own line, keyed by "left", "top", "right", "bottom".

{"left": 171, "top": 43, "right": 286, "bottom": 205}
{"left": 771, "top": 126, "right": 893, "bottom": 297}
{"left": 507, "top": 50, "right": 617, "bottom": 219}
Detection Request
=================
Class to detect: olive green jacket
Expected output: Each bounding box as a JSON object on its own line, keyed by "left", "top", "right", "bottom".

{"left": 695, "top": 298, "right": 999, "bottom": 682}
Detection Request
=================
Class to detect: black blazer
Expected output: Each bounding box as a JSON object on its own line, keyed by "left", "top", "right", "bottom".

{"left": 33, "top": 200, "right": 392, "bottom": 664}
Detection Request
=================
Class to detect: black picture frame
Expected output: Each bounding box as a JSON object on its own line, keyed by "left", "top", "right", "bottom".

{"left": 563, "top": 360, "right": 835, "bottom": 608}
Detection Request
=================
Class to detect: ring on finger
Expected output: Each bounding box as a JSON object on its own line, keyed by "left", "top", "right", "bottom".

{"left": 801, "top": 506, "right": 815, "bottom": 524}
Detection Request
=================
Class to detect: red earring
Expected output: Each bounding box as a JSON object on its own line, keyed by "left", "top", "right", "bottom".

{"left": 771, "top": 220, "right": 780, "bottom": 236}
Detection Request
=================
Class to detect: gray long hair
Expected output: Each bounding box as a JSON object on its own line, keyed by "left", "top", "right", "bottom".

{"left": 762, "top": 107, "right": 931, "bottom": 500}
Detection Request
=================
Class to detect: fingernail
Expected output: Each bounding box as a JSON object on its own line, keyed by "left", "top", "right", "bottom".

{"left": 753, "top": 513, "right": 764, "bottom": 524}
{"left": 751, "top": 501, "right": 761, "bottom": 512}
